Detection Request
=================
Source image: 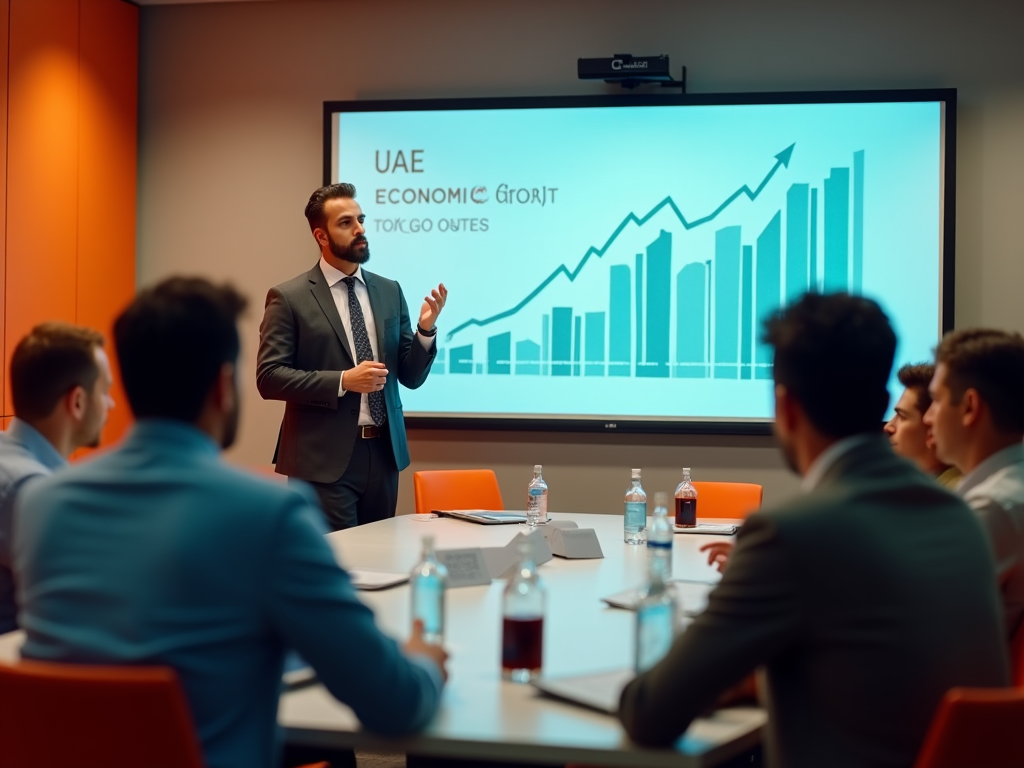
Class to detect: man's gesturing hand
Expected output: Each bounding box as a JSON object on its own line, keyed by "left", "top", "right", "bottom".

{"left": 342, "top": 361, "right": 388, "bottom": 393}
{"left": 700, "top": 541, "right": 734, "bottom": 574}
{"left": 419, "top": 283, "right": 448, "bottom": 331}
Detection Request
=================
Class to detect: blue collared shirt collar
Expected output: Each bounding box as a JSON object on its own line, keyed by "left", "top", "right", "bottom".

{"left": 958, "top": 442, "right": 1024, "bottom": 498}
{"left": 127, "top": 419, "right": 221, "bottom": 457}
{"left": 7, "top": 418, "right": 67, "bottom": 472}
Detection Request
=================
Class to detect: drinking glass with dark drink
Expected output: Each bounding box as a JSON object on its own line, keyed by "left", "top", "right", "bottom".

{"left": 675, "top": 467, "right": 698, "bottom": 527}
{"left": 501, "top": 541, "right": 545, "bottom": 683}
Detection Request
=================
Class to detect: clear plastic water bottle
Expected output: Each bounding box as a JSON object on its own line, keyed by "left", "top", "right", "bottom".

{"left": 635, "top": 536, "right": 678, "bottom": 673}
{"left": 502, "top": 541, "right": 545, "bottom": 683}
{"left": 410, "top": 535, "right": 448, "bottom": 644}
{"left": 623, "top": 468, "right": 647, "bottom": 544}
{"left": 647, "top": 492, "right": 673, "bottom": 578}
{"left": 526, "top": 465, "right": 548, "bottom": 527}
{"left": 675, "top": 467, "right": 698, "bottom": 528}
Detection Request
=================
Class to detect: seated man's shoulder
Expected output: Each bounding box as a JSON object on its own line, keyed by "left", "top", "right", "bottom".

{"left": 964, "top": 459, "right": 1024, "bottom": 512}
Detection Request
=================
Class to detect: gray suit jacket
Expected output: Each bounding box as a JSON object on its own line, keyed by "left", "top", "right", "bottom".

{"left": 619, "top": 437, "right": 1009, "bottom": 768}
{"left": 257, "top": 263, "right": 435, "bottom": 483}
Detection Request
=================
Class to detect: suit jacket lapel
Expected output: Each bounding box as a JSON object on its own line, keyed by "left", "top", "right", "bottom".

{"left": 364, "top": 270, "right": 388, "bottom": 365}
{"left": 308, "top": 263, "right": 355, "bottom": 365}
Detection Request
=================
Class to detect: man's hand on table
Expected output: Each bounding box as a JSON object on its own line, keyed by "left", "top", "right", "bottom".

{"left": 700, "top": 541, "right": 734, "bottom": 574}
{"left": 405, "top": 619, "right": 449, "bottom": 683}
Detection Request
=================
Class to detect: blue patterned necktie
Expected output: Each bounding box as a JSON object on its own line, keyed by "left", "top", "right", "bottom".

{"left": 343, "top": 276, "right": 386, "bottom": 426}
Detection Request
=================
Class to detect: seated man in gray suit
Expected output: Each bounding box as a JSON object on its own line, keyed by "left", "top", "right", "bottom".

{"left": 925, "top": 328, "right": 1024, "bottom": 637}
{"left": 619, "top": 293, "right": 1008, "bottom": 768}
{"left": 15, "top": 278, "right": 447, "bottom": 768}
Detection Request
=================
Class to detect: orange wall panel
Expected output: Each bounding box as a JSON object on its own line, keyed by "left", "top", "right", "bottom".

{"left": 77, "top": 0, "right": 139, "bottom": 444}
{"left": 0, "top": 0, "right": 9, "bottom": 416}
{"left": 5, "top": 0, "right": 81, "bottom": 416}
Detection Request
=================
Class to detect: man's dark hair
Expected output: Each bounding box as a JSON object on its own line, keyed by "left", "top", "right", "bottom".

{"left": 935, "top": 328, "right": 1024, "bottom": 435}
{"left": 896, "top": 363, "right": 936, "bottom": 415}
{"left": 763, "top": 292, "right": 896, "bottom": 438}
{"left": 114, "top": 277, "right": 247, "bottom": 422}
{"left": 10, "top": 322, "right": 105, "bottom": 420}
{"left": 304, "top": 183, "right": 357, "bottom": 233}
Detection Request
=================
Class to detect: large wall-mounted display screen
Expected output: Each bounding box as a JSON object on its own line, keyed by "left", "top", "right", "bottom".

{"left": 325, "top": 90, "right": 954, "bottom": 433}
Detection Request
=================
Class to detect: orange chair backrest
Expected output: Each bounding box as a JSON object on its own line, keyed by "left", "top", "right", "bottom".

{"left": 0, "top": 659, "right": 205, "bottom": 768}
{"left": 913, "top": 687, "right": 1024, "bottom": 768}
{"left": 691, "top": 481, "right": 763, "bottom": 520}
{"left": 414, "top": 469, "right": 504, "bottom": 515}
{"left": 1011, "top": 616, "right": 1024, "bottom": 687}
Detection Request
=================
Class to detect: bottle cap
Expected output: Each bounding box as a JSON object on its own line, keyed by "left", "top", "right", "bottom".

{"left": 654, "top": 492, "right": 668, "bottom": 506}
{"left": 534, "top": 464, "right": 542, "bottom": 472}
{"left": 631, "top": 468, "right": 641, "bottom": 477}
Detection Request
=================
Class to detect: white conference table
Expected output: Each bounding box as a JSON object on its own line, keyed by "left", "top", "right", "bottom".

{"left": 280, "top": 512, "right": 765, "bottom": 767}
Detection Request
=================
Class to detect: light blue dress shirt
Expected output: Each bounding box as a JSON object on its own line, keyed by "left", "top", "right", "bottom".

{"left": 14, "top": 419, "right": 442, "bottom": 768}
{"left": 0, "top": 418, "right": 66, "bottom": 634}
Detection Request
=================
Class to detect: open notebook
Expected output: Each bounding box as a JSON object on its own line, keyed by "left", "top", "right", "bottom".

{"left": 531, "top": 668, "right": 635, "bottom": 714}
{"left": 434, "top": 509, "right": 528, "bottom": 525}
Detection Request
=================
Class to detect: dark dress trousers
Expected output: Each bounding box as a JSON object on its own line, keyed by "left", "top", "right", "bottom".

{"left": 619, "top": 437, "right": 1010, "bottom": 768}
{"left": 257, "top": 263, "right": 435, "bottom": 513}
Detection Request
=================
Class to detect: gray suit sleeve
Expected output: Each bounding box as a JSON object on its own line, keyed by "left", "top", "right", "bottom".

{"left": 265, "top": 490, "right": 442, "bottom": 734}
{"left": 393, "top": 282, "right": 435, "bottom": 391}
{"left": 256, "top": 287, "right": 343, "bottom": 409}
{"left": 619, "top": 515, "right": 806, "bottom": 746}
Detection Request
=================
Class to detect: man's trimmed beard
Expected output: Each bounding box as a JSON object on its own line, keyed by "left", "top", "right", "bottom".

{"left": 330, "top": 234, "right": 370, "bottom": 265}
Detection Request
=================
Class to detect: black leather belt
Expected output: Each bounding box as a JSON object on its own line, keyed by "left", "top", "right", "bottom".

{"left": 359, "top": 425, "right": 381, "bottom": 439}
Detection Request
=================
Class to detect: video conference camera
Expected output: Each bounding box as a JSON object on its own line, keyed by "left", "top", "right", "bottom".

{"left": 577, "top": 54, "right": 686, "bottom": 91}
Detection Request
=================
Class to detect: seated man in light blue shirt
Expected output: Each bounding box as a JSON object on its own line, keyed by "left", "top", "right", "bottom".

{"left": 0, "top": 322, "right": 113, "bottom": 634}
{"left": 925, "top": 328, "right": 1024, "bottom": 637}
{"left": 14, "top": 278, "right": 447, "bottom": 768}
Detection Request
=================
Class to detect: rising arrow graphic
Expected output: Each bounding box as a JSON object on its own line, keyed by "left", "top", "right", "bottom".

{"left": 446, "top": 143, "right": 795, "bottom": 342}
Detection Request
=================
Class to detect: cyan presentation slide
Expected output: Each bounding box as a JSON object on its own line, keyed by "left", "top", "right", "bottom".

{"left": 334, "top": 100, "right": 943, "bottom": 422}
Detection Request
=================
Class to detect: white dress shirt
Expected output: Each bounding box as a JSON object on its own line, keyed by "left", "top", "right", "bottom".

{"left": 319, "top": 257, "right": 432, "bottom": 427}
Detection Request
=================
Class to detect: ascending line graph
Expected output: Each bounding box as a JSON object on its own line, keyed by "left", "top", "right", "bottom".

{"left": 437, "top": 143, "right": 866, "bottom": 381}
{"left": 445, "top": 143, "right": 796, "bottom": 342}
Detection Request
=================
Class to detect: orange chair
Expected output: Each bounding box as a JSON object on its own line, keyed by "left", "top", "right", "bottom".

{"left": 692, "top": 481, "right": 763, "bottom": 520}
{"left": 413, "top": 469, "right": 504, "bottom": 515}
{"left": 1011, "top": 617, "right": 1024, "bottom": 687}
{"left": 913, "top": 687, "right": 1024, "bottom": 768}
{"left": 0, "top": 659, "right": 329, "bottom": 768}
{"left": 0, "top": 659, "right": 205, "bottom": 768}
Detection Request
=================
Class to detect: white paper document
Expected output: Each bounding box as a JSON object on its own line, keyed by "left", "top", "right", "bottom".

{"left": 532, "top": 668, "right": 635, "bottom": 714}
{"left": 347, "top": 569, "right": 409, "bottom": 590}
{"left": 673, "top": 523, "right": 738, "bottom": 535}
{"left": 601, "top": 580, "right": 714, "bottom": 616}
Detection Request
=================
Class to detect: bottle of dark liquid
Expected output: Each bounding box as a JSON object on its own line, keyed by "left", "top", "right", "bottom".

{"left": 501, "top": 541, "right": 545, "bottom": 683}
{"left": 674, "top": 467, "right": 698, "bottom": 528}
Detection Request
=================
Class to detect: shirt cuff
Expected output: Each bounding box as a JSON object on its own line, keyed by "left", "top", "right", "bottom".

{"left": 338, "top": 371, "right": 347, "bottom": 397}
{"left": 416, "top": 331, "right": 436, "bottom": 351}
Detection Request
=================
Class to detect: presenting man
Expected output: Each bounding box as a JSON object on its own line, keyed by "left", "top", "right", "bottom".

{"left": 0, "top": 322, "right": 114, "bottom": 634}
{"left": 258, "top": 183, "right": 447, "bottom": 530}
{"left": 884, "top": 362, "right": 961, "bottom": 487}
{"left": 620, "top": 293, "right": 1008, "bottom": 768}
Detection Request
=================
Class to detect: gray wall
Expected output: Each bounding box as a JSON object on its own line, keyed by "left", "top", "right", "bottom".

{"left": 137, "top": 0, "right": 1024, "bottom": 515}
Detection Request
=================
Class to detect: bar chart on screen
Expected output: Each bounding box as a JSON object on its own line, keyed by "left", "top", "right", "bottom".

{"left": 434, "top": 145, "right": 867, "bottom": 385}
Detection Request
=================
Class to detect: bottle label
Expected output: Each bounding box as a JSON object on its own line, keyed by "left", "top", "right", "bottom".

{"left": 624, "top": 501, "right": 646, "bottom": 531}
{"left": 675, "top": 498, "right": 697, "bottom": 527}
{"left": 412, "top": 579, "right": 445, "bottom": 642}
{"left": 636, "top": 603, "right": 675, "bottom": 672}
